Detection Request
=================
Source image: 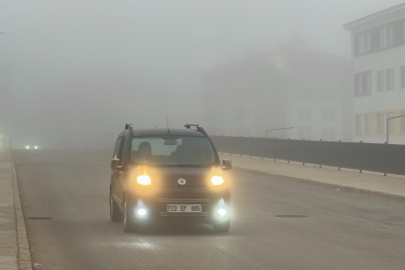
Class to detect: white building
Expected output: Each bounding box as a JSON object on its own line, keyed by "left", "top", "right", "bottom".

{"left": 344, "top": 3, "right": 405, "bottom": 144}
{"left": 201, "top": 48, "right": 352, "bottom": 141}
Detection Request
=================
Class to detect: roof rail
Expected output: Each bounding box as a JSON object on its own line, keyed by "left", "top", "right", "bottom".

{"left": 124, "top": 123, "right": 133, "bottom": 135}
{"left": 184, "top": 124, "right": 207, "bottom": 135}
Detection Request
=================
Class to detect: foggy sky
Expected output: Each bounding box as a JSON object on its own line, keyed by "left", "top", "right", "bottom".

{"left": 0, "top": 0, "right": 404, "bottom": 148}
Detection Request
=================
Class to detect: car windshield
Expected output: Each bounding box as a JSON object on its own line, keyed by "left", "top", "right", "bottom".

{"left": 131, "top": 136, "right": 217, "bottom": 166}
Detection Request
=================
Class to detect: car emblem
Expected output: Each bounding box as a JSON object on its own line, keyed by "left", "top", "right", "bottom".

{"left": 178, "top": 178, "right": 186, "bottom": 185}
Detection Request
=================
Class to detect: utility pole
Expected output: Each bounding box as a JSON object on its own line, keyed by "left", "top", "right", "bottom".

{"left": 387, "top": 115, "right": 405, "bottom": 143}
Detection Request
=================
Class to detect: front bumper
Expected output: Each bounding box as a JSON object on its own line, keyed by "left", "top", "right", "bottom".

{"left": 126, "top": 187, "right": 230, "bottom": 224}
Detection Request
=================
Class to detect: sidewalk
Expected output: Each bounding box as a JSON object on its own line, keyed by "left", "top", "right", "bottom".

{"left": 0, "top": 149, "right": 32, "bottom": 270}
{"left": 220, "top": 153, "right": 405, "bottom": 201}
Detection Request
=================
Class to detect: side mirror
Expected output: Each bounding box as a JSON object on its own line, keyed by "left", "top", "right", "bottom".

{"left": 111, "top": 159, "right": 123, "bottom": 170}
{"left": 222, "top": 159, "right": 232, "bottom": 170}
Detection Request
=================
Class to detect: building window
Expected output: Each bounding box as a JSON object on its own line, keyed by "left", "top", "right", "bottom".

{"left": 356, "top": 114, "right": 370, "bottom": 135}
{"left": 365, "top": 32, "right": 371, "bottom": 52}
{"left": 355, "top": 71, "right": 371, "bottom": 96}
{"left": 377, "top": 113, "right": 385, "bottom": 134}
{"left": 386, "top": 68, "right": 394, "bottom": 90}
{"left": 380, "top": 27, "right": 387, "bottom": 48}
{"left": 377, "top": 70, "right": 385, "bottom": 91}
{"left": 358, "top": 34, "right": 365, "bottom": 54}
{"left": 401, "top": 111, "right": 405, "bottom": 133}
{"left": 378, "top": 112, "right": 394, "bottom": 134}
{"left": 364, "top": 114, "right": 371, "bottom": 135}
{"left": 356, "top": 115, "right": 363, "bottom": 135}
{"left": 387, "top": 112, "right": 394, "bottom": 134}
{"left": 357, "top": 75, "right": 363, "bottom": 95}
{"left": 401, "top": 66, "right": 405, "bottom": 89}
{"left": 388, "top": 25, "right": 394, "bottom": 47}
{"left": 403, "top": 21, "right": 405, "bottom": 42}
{"left": 366, "top": 72, "right": 371, "bottom": 92}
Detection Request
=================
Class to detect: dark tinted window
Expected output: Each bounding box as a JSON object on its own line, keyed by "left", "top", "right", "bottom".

{"left": 131, "top": 136, "right": 216, "bottom": 166}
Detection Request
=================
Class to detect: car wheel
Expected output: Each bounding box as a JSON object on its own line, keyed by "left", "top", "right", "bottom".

{"left": 110, "top": 189, "right": 123, "bottom": 222}
{"left": 123, "top": 198, "right": 137, "bottom": 233}
{"left": 213, "top": 220, "right": 230, "bottom": 233}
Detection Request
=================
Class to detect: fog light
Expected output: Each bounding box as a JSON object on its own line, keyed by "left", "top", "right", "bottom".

{"left": 137, "top": 208, "right": 147, "bottom": 216}
{"left": 34, "top": 146, "right": 38, "bottom": 149}
{"left": 26, "top": 146, "right": 30, "bottom": 149}
{"left": 218, "top": 208, "right": 227, "bottom": 216}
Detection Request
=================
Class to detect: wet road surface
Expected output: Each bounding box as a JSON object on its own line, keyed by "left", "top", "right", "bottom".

{"left": 14, "top": 149, "right": 405, "bottom": 270}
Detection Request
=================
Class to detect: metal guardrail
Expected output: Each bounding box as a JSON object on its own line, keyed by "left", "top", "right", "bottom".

{"left": 210, "top": 136, "right": 405, "bottom": 176}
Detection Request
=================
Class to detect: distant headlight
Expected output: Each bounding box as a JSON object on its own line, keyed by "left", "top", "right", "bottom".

{"left": 137, "top": 175, "right": 151, "bottom": 185}
{"left": 25, "top": 146, "right": 30, "bottom": 149}
{"left": 34, "top": 146, "right": 38, "bottom": 149}
{"left": 211, "top": 176, "right": 224, "bottom": 185}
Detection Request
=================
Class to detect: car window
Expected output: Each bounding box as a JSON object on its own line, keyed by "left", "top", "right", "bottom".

{"left": 131, "top": 136, "right": 216, "bottom": 166}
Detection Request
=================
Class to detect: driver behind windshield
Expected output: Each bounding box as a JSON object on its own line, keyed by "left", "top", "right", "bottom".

{"left": 132, "top": 141, "right": 152, "bottom": 162}
{"left": 131, "top": 136, "right": 216, "bottom": 166}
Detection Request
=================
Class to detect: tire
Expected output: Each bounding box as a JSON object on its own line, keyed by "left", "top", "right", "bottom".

{"left": 213, "top": 220, "right": 230, "bottom": 233}
{"left": 110, "top": 190, "right": 123, "bottom": 222}
{"left": 123, "top": 198, "right": 137, "bottom": 233}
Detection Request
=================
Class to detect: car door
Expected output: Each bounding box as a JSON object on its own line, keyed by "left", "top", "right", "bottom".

{"left": 112, "top": 136, "right": 125, "bottom": 204}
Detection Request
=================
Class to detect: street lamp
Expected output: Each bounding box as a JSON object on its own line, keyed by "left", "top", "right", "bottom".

{"left": 265, "top": 127, "right": 294, "bottom": 138}
{"left": 386, "top": 115, "right": 405, "bottom": 143}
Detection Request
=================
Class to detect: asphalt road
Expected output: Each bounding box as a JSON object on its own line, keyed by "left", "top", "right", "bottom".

{"left": 14, "top": 149, "right": 405, "bottom": 270}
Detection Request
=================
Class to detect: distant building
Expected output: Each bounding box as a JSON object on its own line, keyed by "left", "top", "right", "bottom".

{"left": 344, "top": 3, "right": 405, "bottom": 144}
{"left": 201, "top": 47, "right": 352, "bottom": 141}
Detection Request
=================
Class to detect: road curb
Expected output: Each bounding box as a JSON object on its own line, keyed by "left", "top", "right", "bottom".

{"left": 10, "top": 150, "right": 33, "bottom": 270}
{"left": 233, "top": 166, "right": 405, "bottom": 203}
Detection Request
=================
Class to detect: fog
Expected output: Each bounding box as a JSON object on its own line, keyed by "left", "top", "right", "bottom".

{"left": 0, "top": 0, "right": 403, "bottom": 148}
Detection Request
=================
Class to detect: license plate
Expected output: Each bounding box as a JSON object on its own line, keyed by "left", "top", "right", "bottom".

{"left": 167, "top": 204, "right": 202, "bottom": 213}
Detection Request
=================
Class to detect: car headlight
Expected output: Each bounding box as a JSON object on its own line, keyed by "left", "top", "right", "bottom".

{"left": 137, "top": 175, "right": 151, "bottom": 185}
{"left": 211, "top": 176, "right": 224, "bottom": 185}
